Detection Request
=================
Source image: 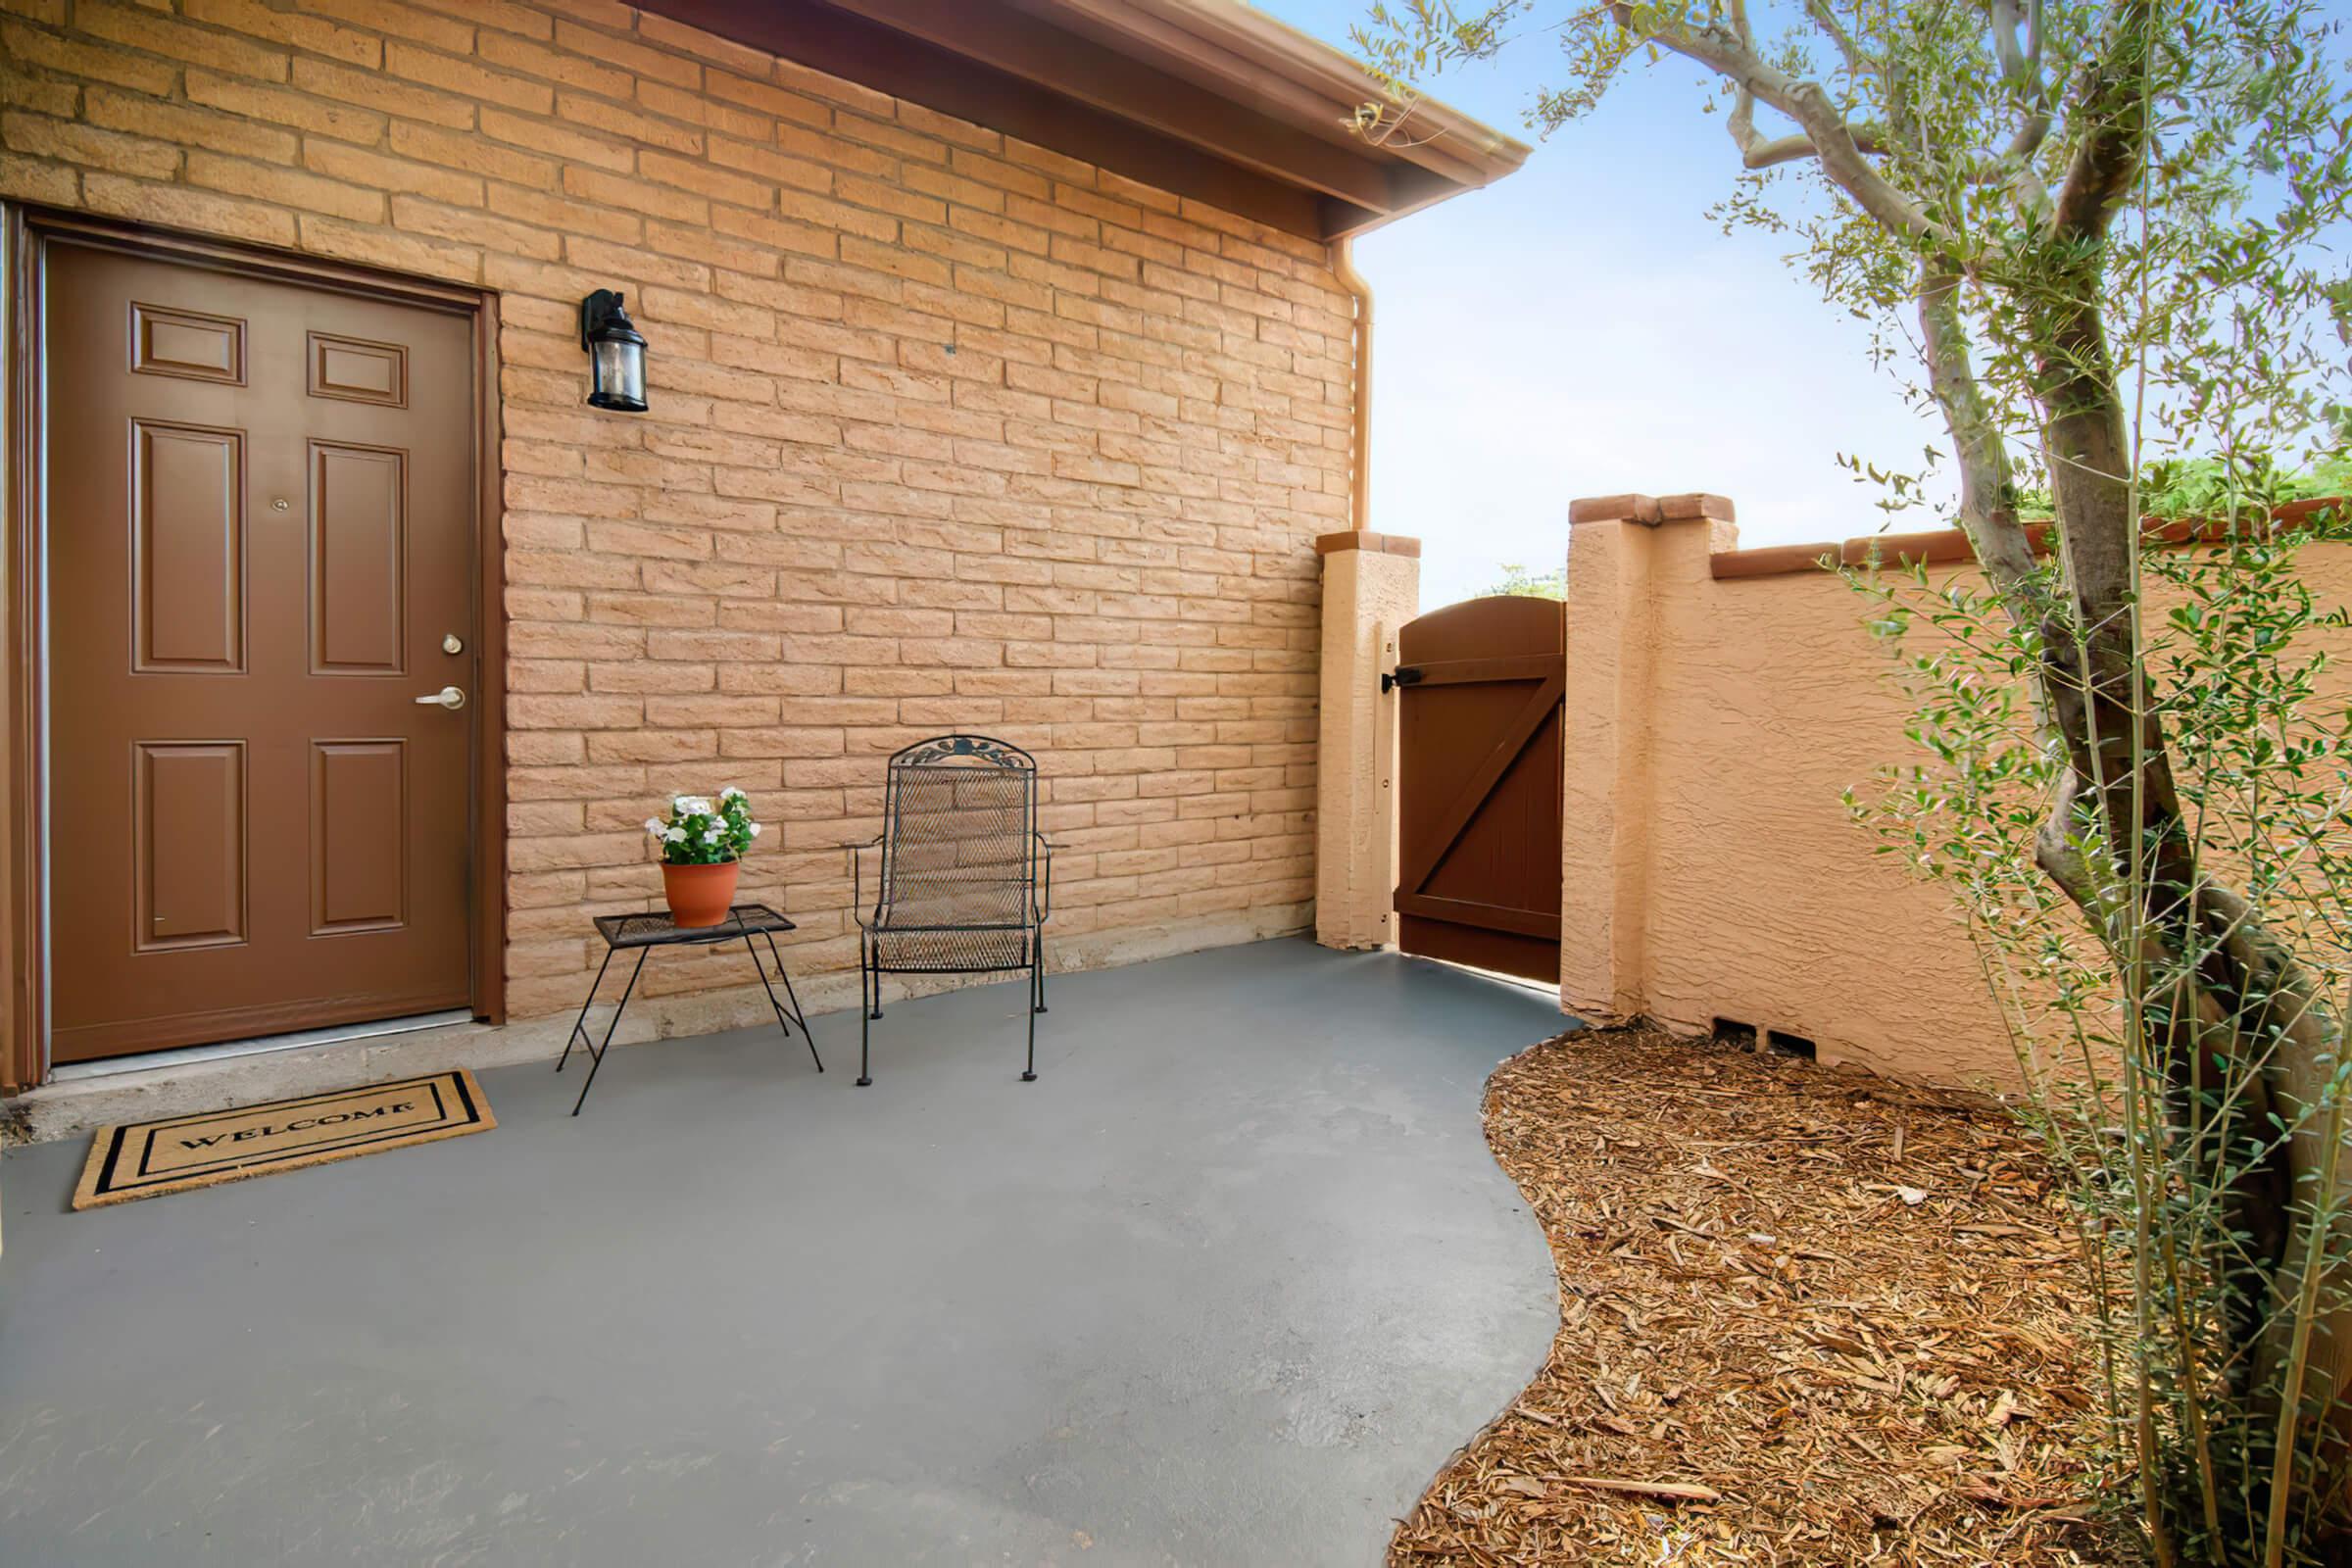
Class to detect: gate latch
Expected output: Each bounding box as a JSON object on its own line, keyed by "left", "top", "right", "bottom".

{"left": 1381, "top": 664, "right": 1424, "bottom": 694}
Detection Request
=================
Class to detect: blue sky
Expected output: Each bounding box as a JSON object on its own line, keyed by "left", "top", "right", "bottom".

{"left": 1264, "top": 1, "right": 1971, "bottom": 606}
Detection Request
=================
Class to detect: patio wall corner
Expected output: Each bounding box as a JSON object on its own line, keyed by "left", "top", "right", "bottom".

{"left": 1557, "top": 488, "right": 2022, "bottom": 1085}
{"left": 1557, "top": 493, "right": 1733, "bottom": 1026}
{"left": 1313, "top": 531, "right": 1418, "bottom": 951}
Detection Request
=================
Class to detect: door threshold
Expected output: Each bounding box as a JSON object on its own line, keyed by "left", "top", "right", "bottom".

{"left": 49, "top": 1010, "right": 477, "bottom": 1082}
{"left": 1414, "top": 955, "right": 1561, "bottom": 999}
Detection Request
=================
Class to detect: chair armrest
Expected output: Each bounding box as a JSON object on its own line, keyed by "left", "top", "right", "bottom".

{"left": 1034, "top": 831, "right": 1058, "bottom": 922}
{"left": 848, "top": 835, "right": 883, "bottom": 927}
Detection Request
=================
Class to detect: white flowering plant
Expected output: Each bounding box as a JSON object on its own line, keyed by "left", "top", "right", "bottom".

{"left": 644, "top": 786, "right": 760, "bottom": 866}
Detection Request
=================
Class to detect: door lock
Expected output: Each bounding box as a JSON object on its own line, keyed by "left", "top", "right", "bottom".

{"left": 442, "top": 633, "right": 465, "bottom": 655}
{"left": 415, "top": 685, "right": 466, "bottom": 710}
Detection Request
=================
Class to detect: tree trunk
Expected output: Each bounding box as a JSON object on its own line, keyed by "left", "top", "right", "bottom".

{"left": 2022, "top": 264, "right": 2352, "bottom": 1550}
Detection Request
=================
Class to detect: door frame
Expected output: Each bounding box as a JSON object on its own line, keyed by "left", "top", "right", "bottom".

{"left": 2, "top": 206, "right": 506, "bottom": 1093}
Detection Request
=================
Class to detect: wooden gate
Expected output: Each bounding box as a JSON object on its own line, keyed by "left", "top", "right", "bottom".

{"left": 1391, "top": 596, "right": 1565, "bottom": 983}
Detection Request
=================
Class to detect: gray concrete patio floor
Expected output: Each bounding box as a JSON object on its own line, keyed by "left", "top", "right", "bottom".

{"left": 0, "top": 938, "right": 1564, "bottom": 1566}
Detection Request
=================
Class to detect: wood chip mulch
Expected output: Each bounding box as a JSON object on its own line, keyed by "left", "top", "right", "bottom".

{"left": 1390, "top": 1027, "right": 2135, "bottom": 1567}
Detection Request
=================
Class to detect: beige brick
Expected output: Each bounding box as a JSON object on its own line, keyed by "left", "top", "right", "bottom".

{"left": 76, "top": 0, "right": 289, "bottom": 82}
{"left": 2, "top": 21, "right": 175, "bottom": 93}
{"left": 384, "top": 40, "right": 553, "bottom": 116}
{"left": 2, "top": 112, "right": 177, "bottom": 179}
{"left": 562, "top": 164, "right": 709, "bottom": 224}
{"left": 639, "top": 148, "right": 769, "bottom": 210}
{"left": 0, "top": 155, "right": 75, "bottom": 205}
{"left": 777, "top": 122, "right": 897, "bottom": 181}
{"left": 634, "top": 76, "right": 770, "bottom": 141}
{"left": 631, "top": 11, "right": 768, "bottom": 77}
{"left": 391, "top": 119, "right": 556, "bottom": 187}
{"left": 476, "top": 28, "right": 631, "bottom": 99}
{"left": 181, "top": 0, "right": 379, "bottom": 68}
{"left": 299, "top": 0, "right": 476, "bottom": 52}
{"left": 293, "top": 57, "right": 475, "bottom": 128}
{"left": 86, "top": 89, "right": 302, "bottom": 166}
{"left": 704, "top": 66, "right": 831, "bottom": 129}
{"left": 553, "top": 19, "right": 702, "bottom": 89}
{"left": 186, "top": 150, "right": 384, "bottom": 222}
{"left": 709, "top": 204, "right": 835, "bottom": 262}
{"left": 479, "top": 106, "right": 631, "bottom": 172}
{"left": 554, "top": 90, "right": 702, "bottom": 155}
{"left": 707, "top": 133, "right": 830, "bottom": 195}
{"left": 81, "top": 172, "right": 294, "bottom": 245}
{"left": 391, "top": 192, "right": 559, "bottom": 260}
{"left": 304, "top": 140, "right": 483, "bottom": 206}
{"left": 298, "top": 213, "right": 479, "bottom": 282}
{"left": 185, "top": 69, "right": 385, "bottom": 144}
{"left": 643, "top": 220, "right": 776, "bottom": 279}
{"left": 488, "top": 181, "right": 634, "bottom": 243}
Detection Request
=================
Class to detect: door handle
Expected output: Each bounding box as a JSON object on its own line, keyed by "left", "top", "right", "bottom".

{"left": 415, "top": 685, "right": 466, "bottom": 710}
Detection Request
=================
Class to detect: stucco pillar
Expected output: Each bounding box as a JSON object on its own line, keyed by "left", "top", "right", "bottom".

{"left": 1559, "top": 494, "right": 1736, "bottom": 1022}
{"left": 1315, "top": 530, "right": 1420, "bottom": 951}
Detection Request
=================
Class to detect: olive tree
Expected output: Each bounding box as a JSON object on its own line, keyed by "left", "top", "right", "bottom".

{"left": 1355, "top": 2, "right": 2352, "bottom": 1560}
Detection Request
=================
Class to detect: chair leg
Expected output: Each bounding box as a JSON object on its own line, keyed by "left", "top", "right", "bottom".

{"left": 1033, "top": 930, "right": 1048, "bottom": 1014}
{"left": 1021, "top": 949, "right": 1040, "bottom": 1082}
{"left": 857, "top": 936, "right": 874, "bottom": 1087}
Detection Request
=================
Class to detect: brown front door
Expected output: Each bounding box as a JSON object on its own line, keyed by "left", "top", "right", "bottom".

{"left": 46, "top": 241, "right": 477, "bottom": 1063}
{"left": 1393, "top": 596, "right": 1566, "bottom": 984}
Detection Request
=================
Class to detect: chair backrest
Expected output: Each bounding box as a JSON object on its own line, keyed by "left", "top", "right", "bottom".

{"left": 877, "top": 735, "right": 1038, "bottom": 928}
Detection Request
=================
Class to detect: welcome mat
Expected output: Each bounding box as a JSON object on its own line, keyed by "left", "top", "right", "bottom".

{"left": 73, "top": 1070, "right": 494, "bottom": 1210}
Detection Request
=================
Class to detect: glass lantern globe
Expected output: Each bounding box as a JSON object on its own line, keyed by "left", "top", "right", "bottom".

{"left": 579, "top": 289, "right": 648, "bottom": 413}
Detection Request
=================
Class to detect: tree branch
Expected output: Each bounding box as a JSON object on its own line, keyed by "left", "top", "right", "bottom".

{"left": 1988, "top": 0, "right": 2039, "bottom": 91}
{"left": 1803, "top": 0, "right": 1872, "bottom": 82}
{"left": 1729, "top": 86, "right": 1888, "bottom": 169}
{"left": 1610, "top": 4, "right": 1949, "bottom": 248}
{"left": 1915, "top": 259, "right": 2040, "bottom": 597}
{"left": 2047, "top": 0, "right": 2155, "bottom": 242}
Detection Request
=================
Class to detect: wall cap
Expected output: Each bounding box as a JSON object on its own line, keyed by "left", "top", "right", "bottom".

{"left": 1568, "top": 492, "right": 1736, "bottom": 527}
{"left": 1708, "top": 497, "right": 2348, "bottom": 581}
{"left": 1314, "top": 529, "right": 1422, "bottom": 558}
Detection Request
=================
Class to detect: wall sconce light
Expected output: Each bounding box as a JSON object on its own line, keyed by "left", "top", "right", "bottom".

{"left": 579, "top": 289, "right": 648, "bottom": 413}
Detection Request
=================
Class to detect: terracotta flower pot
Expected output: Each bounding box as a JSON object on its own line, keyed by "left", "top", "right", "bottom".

{"left": 662, "top": 859, "right": 740, "bottom": 928}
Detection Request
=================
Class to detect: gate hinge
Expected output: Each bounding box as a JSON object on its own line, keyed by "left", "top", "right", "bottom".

{"left": 1380, "top": 664, "right": 1424, "bottom": 694}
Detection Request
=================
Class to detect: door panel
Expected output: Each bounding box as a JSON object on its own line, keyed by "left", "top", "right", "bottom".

{"left": 132, "top": 420, "right": 246, "bottom": 672}
{"left": 130, "top": 301, "right": 244, "bottom": 383}
{"left": 47, "top": 243, "right": 477, "bottom": 1063}
{"left": 134, "top": 741, "right": 247, "bottom": 952}
{"left": 311, "top": 442, "right": 407, "bottom": 675}
{"left": 1393, "top": 596, "right": 1565, "bottom": 984}
{"left": 312, "top": 740, "right": 408, "bottom": 935}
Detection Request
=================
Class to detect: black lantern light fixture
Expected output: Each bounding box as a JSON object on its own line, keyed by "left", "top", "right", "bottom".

{"left": 579, "top": 288, "right": 648, "bottom": 413}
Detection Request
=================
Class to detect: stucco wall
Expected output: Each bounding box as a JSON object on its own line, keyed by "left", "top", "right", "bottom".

{"left": 0, "top": 0, "right": 1353, "bottom": 1048}
{"left": 1313, "top": 530, "right": 1416, "bottom": 951}
{"left": 1562, "top": 496, "right": 2352, "bottom": 1089}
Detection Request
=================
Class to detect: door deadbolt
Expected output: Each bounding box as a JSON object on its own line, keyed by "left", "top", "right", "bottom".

{"left": 415, "top": 685, "right": 466, "bottom": 710}
{"left": 442, "top": 633, "right": 465, "bottom": 655}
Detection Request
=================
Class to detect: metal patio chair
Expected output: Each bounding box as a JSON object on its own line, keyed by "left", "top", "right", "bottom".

{"left": 850, "top": 735, "right": 1054, "bottom": 1085}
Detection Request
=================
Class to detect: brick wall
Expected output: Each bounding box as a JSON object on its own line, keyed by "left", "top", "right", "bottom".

{"left": 1, "top": 0, "right": 1348, "bottom": 1023}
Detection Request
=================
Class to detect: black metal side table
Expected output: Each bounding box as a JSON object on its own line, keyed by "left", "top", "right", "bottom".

{"left": 557, "top": 904, "right": 819, "bottom": 1115}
